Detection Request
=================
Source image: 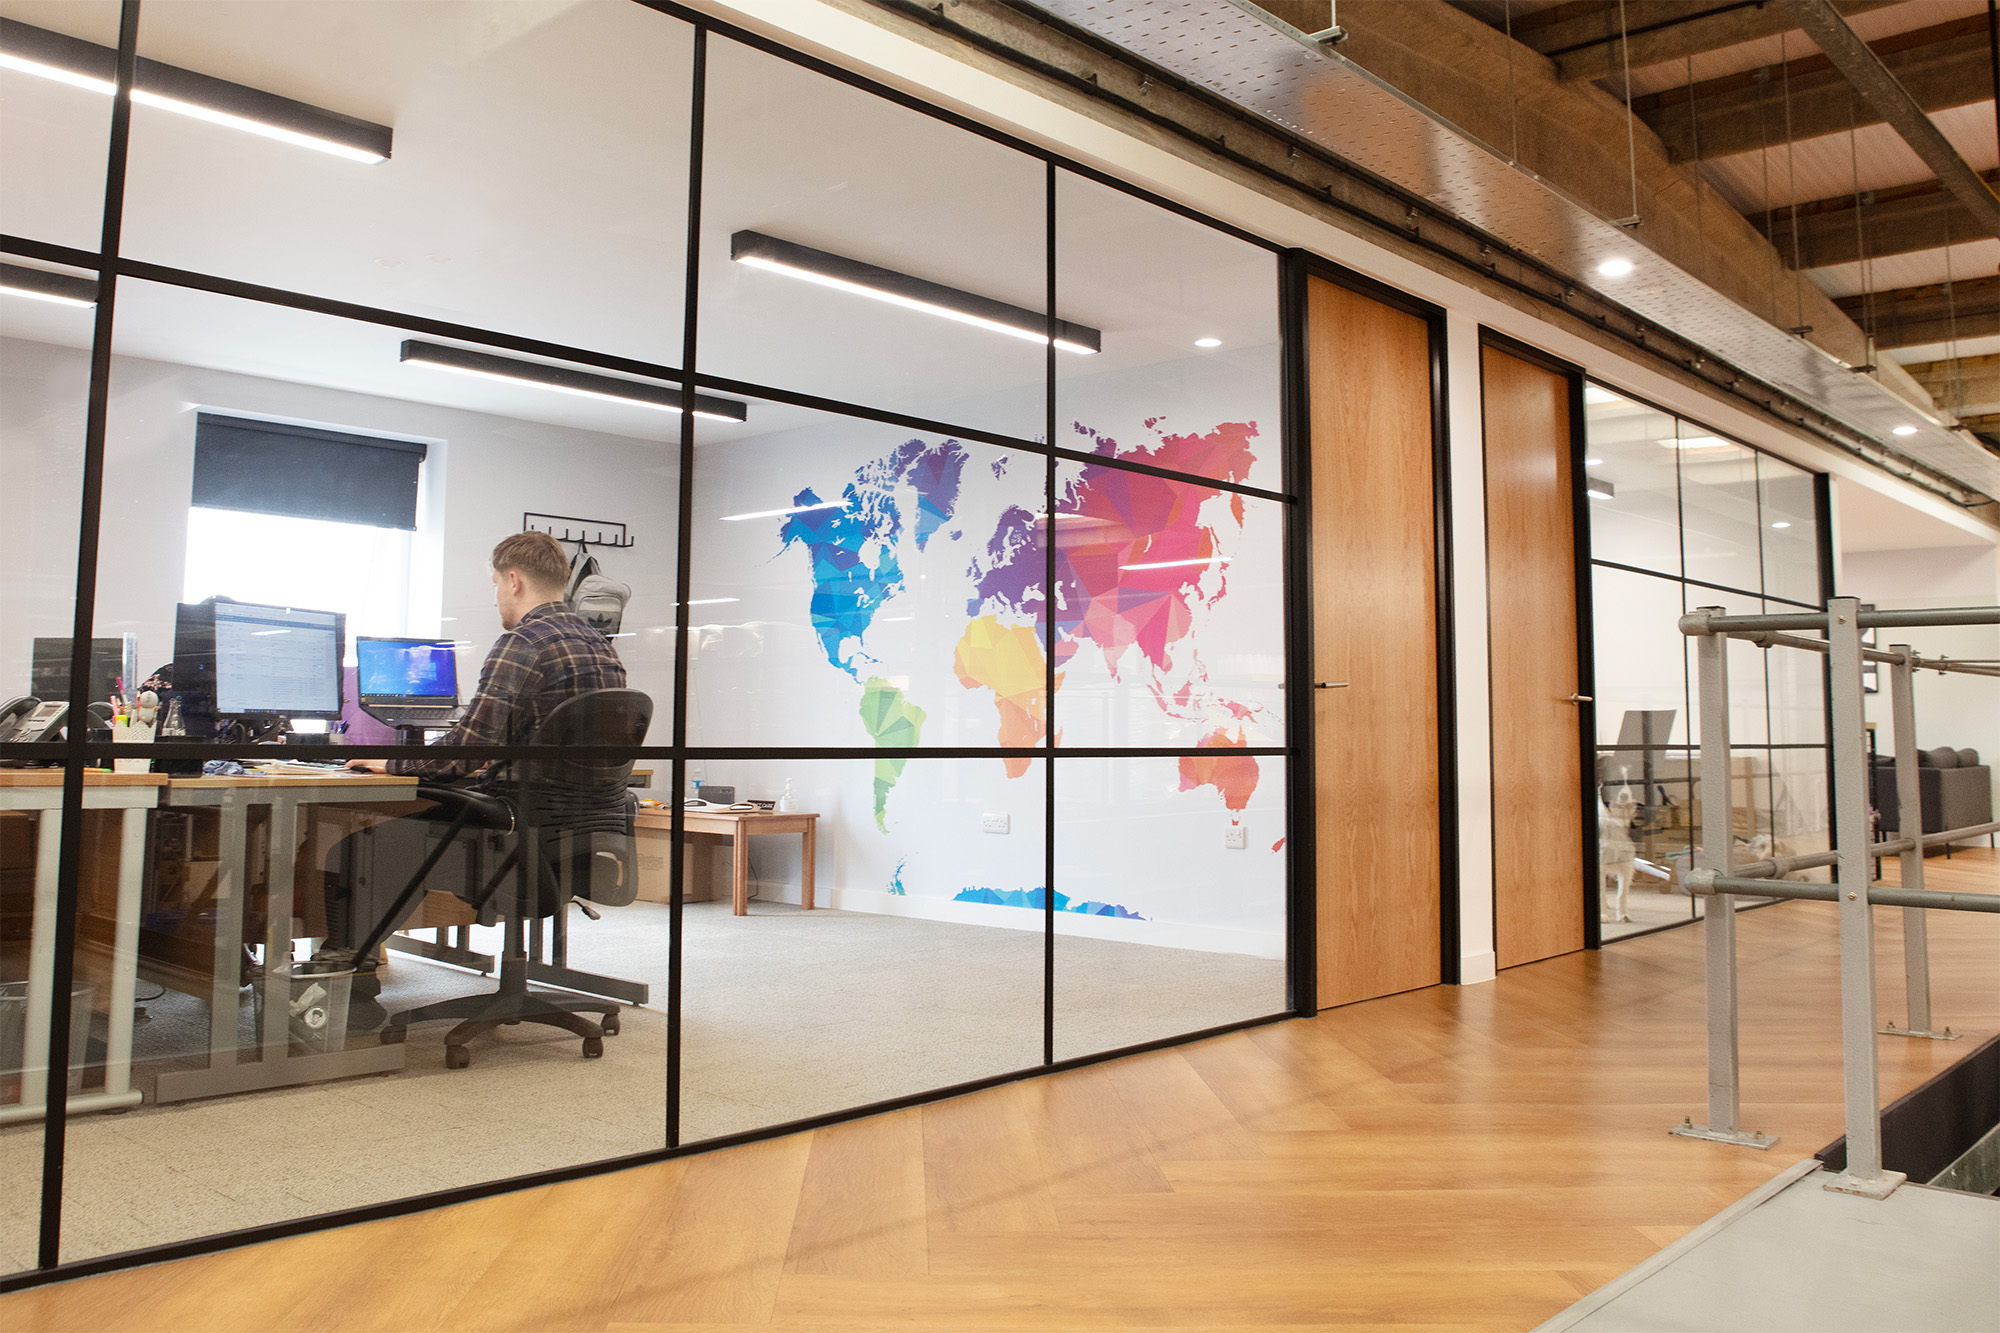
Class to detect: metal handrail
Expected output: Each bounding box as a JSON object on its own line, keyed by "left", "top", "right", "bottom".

{"left": 1668, "top": 599, "right": 1998, "bottom": 1200}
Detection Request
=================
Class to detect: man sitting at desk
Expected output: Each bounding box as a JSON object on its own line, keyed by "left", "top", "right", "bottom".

{"left": 324, "top": 531, "right": 626, "bottom": 1027}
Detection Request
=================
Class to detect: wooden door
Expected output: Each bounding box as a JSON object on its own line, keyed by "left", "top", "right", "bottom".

{"left": 1481, "top": 341, "right": 1587, "bottom": 969}
{"left": 1308, "top": 277, "right": 1441, "bottom": 1007}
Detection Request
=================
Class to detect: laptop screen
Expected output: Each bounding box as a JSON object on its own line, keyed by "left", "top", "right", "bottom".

{"left": 356, "top": 638, "right": 458, "bottom": 703}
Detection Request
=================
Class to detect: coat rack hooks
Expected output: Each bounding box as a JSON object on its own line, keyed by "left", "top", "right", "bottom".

{"left": 522, "top": 512, "right": 635, "bottom": 550}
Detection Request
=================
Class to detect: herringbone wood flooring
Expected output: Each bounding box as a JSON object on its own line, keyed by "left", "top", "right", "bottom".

{"left": 4, "top": 850, "right": 1994, "bottom": 1332}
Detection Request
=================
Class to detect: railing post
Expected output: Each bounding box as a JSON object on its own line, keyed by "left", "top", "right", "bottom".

{"left": 1825, "top": 598, "right": 1903, "bottom": 1197}
{"left": 1672, "top": 608, "right": 1776, "bottom": 1149}
{"left": 1880, "top": 644, "right": 1956, "bottom": 1041}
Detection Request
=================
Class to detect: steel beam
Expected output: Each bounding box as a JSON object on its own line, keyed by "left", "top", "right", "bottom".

{"left": 1792, "top": 2, "right": 2000, "bottom": 241}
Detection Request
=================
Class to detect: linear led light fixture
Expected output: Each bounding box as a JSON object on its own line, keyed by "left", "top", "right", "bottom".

{"left": 0, "top": 262, "right": 98, "bottom": 307}
{"left": 399, "top": 341, "right": 749, "bottom": 424}
{"left": 1586, "top": 477, "right": 1615, "bottom": 501}
{"left": 0, "top": 18, "right": 392, "bottom": 163}
{"left": 719, "top": 502, "right": 843, "bottom": 522}
{"left": 1119, "top": 555, "right": 1230, "bottom": 571}
{"left": 730, "top": 230, "right": 1102, "bottom": 355}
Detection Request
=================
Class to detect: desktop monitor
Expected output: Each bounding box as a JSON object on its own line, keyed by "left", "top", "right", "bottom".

{"left": 355, "top": 637, "right": 459, "bottom": 704}
{"left": 30, "top": 635, "right": 137, "bottom": 705}
{"left": 172, "top": 600, "right": 346, "bottom": 724}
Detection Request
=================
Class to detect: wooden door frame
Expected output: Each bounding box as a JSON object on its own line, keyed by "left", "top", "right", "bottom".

{"left": 1475, "top": 329, "right": 1602, "bottom": 952}
{"left": 1284, "top": 251, "right": 1462, "bottom": 1009}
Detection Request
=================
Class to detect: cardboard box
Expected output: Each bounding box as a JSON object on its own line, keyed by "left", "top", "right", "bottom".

{"left": 633, "top": 826, "right": 731, "bottom": 904}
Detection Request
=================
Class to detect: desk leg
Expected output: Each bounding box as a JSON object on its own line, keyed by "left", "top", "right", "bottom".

{"left": 20, "top": 807, "right": 62, "bottom": 1112}
{"left": 102, "top": 808, "right": 147, "bottom": 1101}
{"left": 801, "top": 823, "right": 815, "bottom": 912}
{"left": 207, "top": 802, "right": 248, "bottom": 1061}
{"left": 259, "top": 797, "right": 299, "bottom": 1061}
{"left": 732, "top": 831, "right": 750, "bottom": 917}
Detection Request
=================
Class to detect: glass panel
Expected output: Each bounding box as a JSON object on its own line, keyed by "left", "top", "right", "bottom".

{"left": 1055, "top": 170, "right": 1281, "bottom": 492}
{"left": 93, "top": 278, "right": 681, "bottom": 751}
{"left": 1581, "top": 385, "right": 1680, "bottom": 577}
{"left": 1758, "top": 454, "right": 1820, "bottom": 607}
{"left": 1051, "top": 460, "right": 1285, "bottom": 750}
{"left": 1769, "top": 745, "right": 1830, "bottom": 873}
{"left": 120, "top": 0, "right": 692, "bottom": 365}
{"left": 58, "top": 275, "right": 681, "bottom": 1262}
{"left": 1053, "top": 755, "right": 1286, "bottom": 1060}
{"left": 678, "top": 758, "right": 1045, "bottom": 1144}
{"left": 0, "top": 0, "right": 118, "bottom": 249}
{"left": 687, "top": 398, "right": 1044, "bottom": 751}
{"left": 1676, "top": 426, "right": 1762, "bottom": 596}
{"left": 0, "top": 276, "right": 94, "bottom": 1273}
{"left": 698, "top": 35, "right": 1047, "bottom": 439}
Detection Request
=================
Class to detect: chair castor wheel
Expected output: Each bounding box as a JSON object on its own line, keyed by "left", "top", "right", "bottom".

{"left": 445, "top": 1045, "right": 471, "bottom": 1069}
{"left": 582, "top": 1035, "right": 604, "bottom": 1059}
{"left": 601, "top": 1010, "right": 620, "bottom": 1036}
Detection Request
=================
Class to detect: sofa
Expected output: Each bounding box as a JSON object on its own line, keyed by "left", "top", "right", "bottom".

{"left": 1871, "top": 747, "right": 1994, "bottom": 847}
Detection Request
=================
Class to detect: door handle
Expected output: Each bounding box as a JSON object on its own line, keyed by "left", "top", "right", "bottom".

{"left": 1562, "top": 693, "right": 1592, "bottom": 705}
{"left": 1315, "top": 681, "right": 1350, "bottom": 690}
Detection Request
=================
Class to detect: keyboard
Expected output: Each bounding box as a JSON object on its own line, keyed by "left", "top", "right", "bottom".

{"left": 366, "top": 705, "right": 465, "bottom": 725}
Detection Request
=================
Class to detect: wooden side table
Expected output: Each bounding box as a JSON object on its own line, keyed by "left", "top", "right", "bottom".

{"left": 634, "top": 809, "right": 819, "bottom": 915}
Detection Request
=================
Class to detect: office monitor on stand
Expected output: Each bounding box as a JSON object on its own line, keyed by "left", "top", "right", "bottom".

{"left": 354, "top": 636, "right": 464, "bottom": 744}
{"left": 172, "top": 600, "right": 345, "bottom": 743}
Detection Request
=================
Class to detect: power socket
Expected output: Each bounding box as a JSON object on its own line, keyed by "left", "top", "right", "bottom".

{"left": 1224, "top": 825, "right": 1247, "bottom": 850}
{"left": 981, "top": 813, "right": 1010, "bottom": 834}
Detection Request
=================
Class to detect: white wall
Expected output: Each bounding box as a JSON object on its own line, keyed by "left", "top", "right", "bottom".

{"left": 0, "top": 335, "right": 680, "bottom": 736}
{"left": 1846, "top": 544, "right": 2000, "bottom": 817}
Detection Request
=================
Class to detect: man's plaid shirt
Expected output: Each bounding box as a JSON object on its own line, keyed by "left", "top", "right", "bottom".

{"left": 388, "top": 601, "right": 627, "bottom": 783}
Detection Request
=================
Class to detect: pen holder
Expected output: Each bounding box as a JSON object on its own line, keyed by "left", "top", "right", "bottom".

{"left": 111, "top": 720, "right": 155, "bottom": 773}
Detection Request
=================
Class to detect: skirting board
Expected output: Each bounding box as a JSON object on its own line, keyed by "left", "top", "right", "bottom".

{"left": 1459, "top": 950, "right": 1498, "bottom": 985}
{"left": 794, "top": 884, "right": 1288, "bottom": 958}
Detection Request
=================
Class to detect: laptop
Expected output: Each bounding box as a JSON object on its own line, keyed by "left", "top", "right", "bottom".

{"left": 355, "top": 636, "right": 467, "bottom": 730}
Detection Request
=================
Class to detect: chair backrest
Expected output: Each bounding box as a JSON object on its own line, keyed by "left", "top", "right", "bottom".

{"left": 517, "top": 688, "right": 652, "bottom": 837}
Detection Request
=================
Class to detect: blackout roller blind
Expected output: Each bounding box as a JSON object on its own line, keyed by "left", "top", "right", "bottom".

{"left": 192, "top": 413, "right": 428, "bottom": 530}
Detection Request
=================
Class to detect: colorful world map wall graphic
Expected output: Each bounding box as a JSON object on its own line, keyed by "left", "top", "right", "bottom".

{"left": 776, "top": 419, "right": 1270, "bottom": 909}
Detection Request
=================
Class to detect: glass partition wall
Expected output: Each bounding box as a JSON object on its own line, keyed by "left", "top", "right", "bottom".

{"left": 0, "top": 0, "right": 1294, "bottom": 1277}
{"left": 1582, "top": 385, "right": 1829, "bottom": 943}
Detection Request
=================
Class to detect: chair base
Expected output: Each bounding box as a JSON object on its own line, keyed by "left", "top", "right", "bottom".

{"left": 383, "top": 958, "right": 621, "bottom": 1068}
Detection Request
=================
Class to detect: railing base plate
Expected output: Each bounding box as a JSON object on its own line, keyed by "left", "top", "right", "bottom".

{"left": 1822, "top": 1168, "right": 1905, "bottom": 1199}
{"left": 1879, "top": 1021, "right": 1959, "bottom": 1041}
{"left": 1670, "top": 1119, "right": 1780, "bottom": 1150}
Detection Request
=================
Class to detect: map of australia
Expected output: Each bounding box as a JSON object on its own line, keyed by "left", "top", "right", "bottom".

{"left": 775, "top": 419, "right": 1268, "bottom": 834}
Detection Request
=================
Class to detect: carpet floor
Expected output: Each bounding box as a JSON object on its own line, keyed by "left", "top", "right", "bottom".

{"left": 1, "top": 900, "right": 1282, "bottom": 1269}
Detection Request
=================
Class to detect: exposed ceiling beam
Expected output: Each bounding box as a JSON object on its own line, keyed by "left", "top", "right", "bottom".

{"left": 1835, "top": 275, "right": 2000, "bottom": 350}
{"left": 1903, "top": 353, "right": 2000, "bottom": 410}
{"left": 1749, "top": 171, "right": 2000, "bottom": 269}
{"left": 1791, "top": 2, "right": 2000, "bottom": 243}
{"left": 1547, "top": 0, "right": 1901, "bottom": 84}
{"left": 1633, "top": 16, "right": 1993, "bottom": 161}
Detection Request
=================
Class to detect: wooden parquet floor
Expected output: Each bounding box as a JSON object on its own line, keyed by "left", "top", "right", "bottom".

{"left": 5, "top": 850, "right": 1994, "bottom": 1333}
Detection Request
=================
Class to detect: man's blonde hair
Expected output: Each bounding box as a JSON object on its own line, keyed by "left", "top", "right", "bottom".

{"left": 491, "top": 531, "right": 570, "bottom": 592}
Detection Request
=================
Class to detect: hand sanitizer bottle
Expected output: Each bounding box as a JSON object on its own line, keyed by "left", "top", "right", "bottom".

{"left": 776, "top": 778, "right": 796, "bottom": 813}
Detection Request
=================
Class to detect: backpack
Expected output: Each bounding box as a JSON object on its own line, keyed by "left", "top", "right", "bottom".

{"left": 565, "top": 551, "right": 632, "bottom": 636}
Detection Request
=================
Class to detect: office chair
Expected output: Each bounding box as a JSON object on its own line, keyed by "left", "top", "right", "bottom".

{"left": 358, "top": 688, "right": 652, "bottom": 1068}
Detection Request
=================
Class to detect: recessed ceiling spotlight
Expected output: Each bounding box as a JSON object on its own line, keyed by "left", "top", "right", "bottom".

{"left": 1891, "top": 425, "right": 1917, "bottom": 436}
{"left": 1194, "top": 337, "right": 1222, "bottom": 348}
{"left": 1770, "top": 521, "right": 1791, "bottom": 529}
{"left": 1596, "top": 258, "right": 1634, "bottom": 278}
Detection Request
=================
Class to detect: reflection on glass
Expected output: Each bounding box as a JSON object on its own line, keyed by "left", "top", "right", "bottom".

{"left": 1759, "top": 455, "right": 1820, "bottom": 606}
{"left": 678, "top": 758, "right": 1045, "bottom": 1144}
{"left": 1053, "top": 756, "right": 1286, "bottom": 1060}
{"left": 1052, "top": 460, "right": 1285, "bottom": 750}
{"left": 688, "top": 401, "right": 1043, "bottom": 749}
{"left": 0, "top": 0, "right": 118, "bottom": 250}
{"left": 1676, "top": 425, "right": 1762, "bottom": 595}
{"left": 120, "top": 0, "right": 693, "bottom": 364}
{"left": 1580, "top": 386, "right": 1680, "bottom": 576}
{"left": 699, "top": 35, "right": 1047, "bottom": 438}
{"left": 1055, "top": 170, "right": 1282, "bottom": 492}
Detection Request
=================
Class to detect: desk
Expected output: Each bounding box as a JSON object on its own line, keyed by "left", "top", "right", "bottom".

{"left": 0, "top": 772, "right": 163, "bottom": 1125}
{"left": 637, "top": 809, "right": 818, "bottom": 916}
{"left": 154, "top": 774, "right": 416, "bottom": 1104}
